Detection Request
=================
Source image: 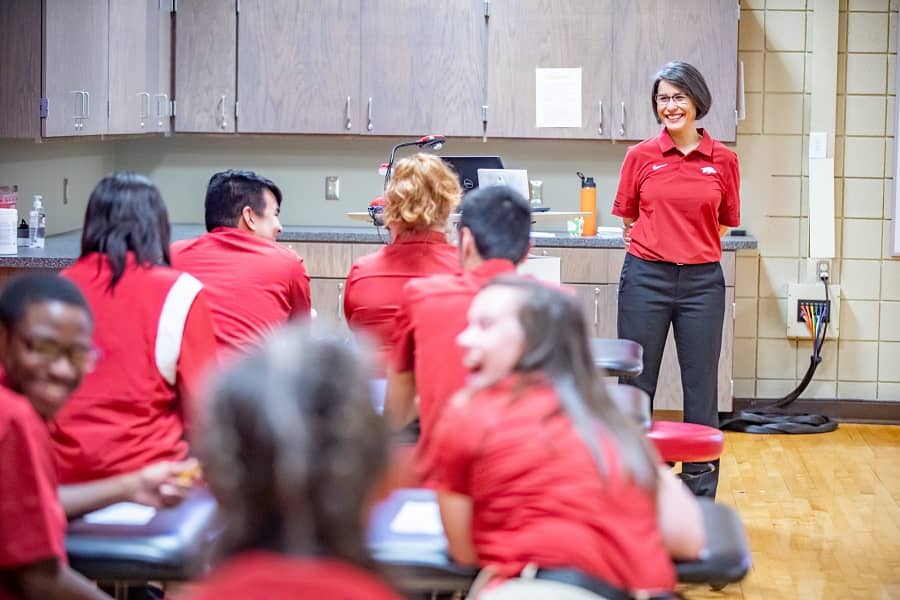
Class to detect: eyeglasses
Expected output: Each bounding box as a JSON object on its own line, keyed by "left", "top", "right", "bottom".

{"left": 17, "top": 333, "right": 99, "bottom": 372}
{"left": 655, "top": 94, "right": 690, "bottom": 107}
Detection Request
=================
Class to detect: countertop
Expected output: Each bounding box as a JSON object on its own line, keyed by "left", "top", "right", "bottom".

{"left": 0, "top": 224, "right": 758, "bottom": 269}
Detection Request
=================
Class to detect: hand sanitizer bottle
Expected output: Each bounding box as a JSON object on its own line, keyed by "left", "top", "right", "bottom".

{"left": 29, "top": 195, "right": 46, "bottom": 249}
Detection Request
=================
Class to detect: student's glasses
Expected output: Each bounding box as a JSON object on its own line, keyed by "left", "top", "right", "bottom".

{"left": 655, "top": 94, "right": 690, "bottom": 107}
{"left": 17, "top": 333, "right": 99, "bottom": 372}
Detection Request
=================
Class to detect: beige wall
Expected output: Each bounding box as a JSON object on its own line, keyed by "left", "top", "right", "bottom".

{"left": 0, "top": 0, "right": 897, "bottom": 401}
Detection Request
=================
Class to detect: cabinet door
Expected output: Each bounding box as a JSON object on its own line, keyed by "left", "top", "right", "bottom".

{"left": 310, "top": 278, "right": 349, "bottom": 332}
{"left": 44, "top": 0, "right": 109, "bottom": 137}
{"left": 174, "top": 0, "right": 236, "bottom": 132}
{"left": 109, "top": 0, "right": 160, "bottom": 135}
{"left": 0, "top": 0, "right": 41, "bottom": 138}
{"left": 571, "top": 284, "right": 617, "bottom": 339}
{"left": 360, "top": 0, "right": 486, "bottom": 136}
{"left": 486, "top": 0, "right": 613, "bottom": 139}
{"left": 611, "top": 0, "right": 738, "bottom": 142}
{"left": 238, "top": 0, "right": 360, "bottom": 134}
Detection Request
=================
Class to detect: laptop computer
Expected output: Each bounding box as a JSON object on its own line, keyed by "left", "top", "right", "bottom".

{"left": 440, "top": 156, "right": 504, "bottom": 194}
{"left": 477, "top": 168, "right": 532, "bottom": 202}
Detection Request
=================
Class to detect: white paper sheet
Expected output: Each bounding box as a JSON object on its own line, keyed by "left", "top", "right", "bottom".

{"left": 808, "top": 157, "right": 836, "bottom": 258}
{"left": 519, "top": 255, "right": 561, "bottom": 285}
{"left": 83, "top": 502, "right": 157, "bottom": 526}
{"left": 388, "top": 501, "right": 443, "bottom": 535}
{"left": 535, "top": 68, "right": 582, "bottom": 128}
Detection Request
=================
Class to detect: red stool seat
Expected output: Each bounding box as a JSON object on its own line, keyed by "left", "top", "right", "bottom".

{"left": 648, "top": 421, "right": 724, "bottom": 463}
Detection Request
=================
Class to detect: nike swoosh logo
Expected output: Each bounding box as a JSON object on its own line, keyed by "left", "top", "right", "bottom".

{"left": 652, "top": 163, "right": 667, "bottom": 170}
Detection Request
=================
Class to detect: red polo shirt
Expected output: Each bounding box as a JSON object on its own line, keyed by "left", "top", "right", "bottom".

{"left": 613, "top": 128, "right": 740, "bottom": 264}
{"left": 55, "top": 254, "right": 218, "bottom": 483}
{"left": 171, "top": 228, "right": 311, "bottom": 353}
{"left": 390, "top": 259, "right": 516, "bottom": 439}
{"left": 344, "top": 230, "right": 458, "bottom": 368}
{"left": 0, "top": 383, "right": 67, "bottom": 598}
{"left": 186, "top": 551, "right": 400, "bottom": 600}
{"left": 420, "top": 374, "right": 676, "bottom": 593}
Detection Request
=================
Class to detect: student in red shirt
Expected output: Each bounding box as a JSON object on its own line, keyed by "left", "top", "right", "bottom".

{"left": 54, "top": 173, "right": 218, "bottom": 484}
{"left": 344, "top": 153, "right": 460, "bottom": 368}
{"left": 0, "top": 274, "right": 193, "bottom": 600}
{"left": 385, "top": 184, "right": 532, "bottom": 441}
{"left": 187, "top": 324, "right": 400, "bottom": 600}
{"left": 612, "top": 62, "right": 741, "bottom": 498}
{"left": 171, "top": 170, "right": 311, "bottom": 354}
{"left": 421, "top": 276, "right": 705, "bottom": 600}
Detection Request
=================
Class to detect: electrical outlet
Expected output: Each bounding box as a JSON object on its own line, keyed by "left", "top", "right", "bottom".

{"left": 816, "top": 259, "right": 831, "bottom": 279}
{"left": 325, "top": 176, "right": 340, "bottom": 201}
{"left": 786, "top": 283, "right": 841, "bottom": 339}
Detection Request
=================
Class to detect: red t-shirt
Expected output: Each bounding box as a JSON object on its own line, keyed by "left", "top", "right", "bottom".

{"left": 0, "top": 384, "right": 67, "bottom": 599}
{"left": 185, "top": 551, "right": 400, "bottom": 600}
{"left": 390, "top": 259, "right": 516, "bottom": 439}
{"left": 344, "top": 230, "right": 458, "bottom": 369}
{"left": 54, "top": 253, "right": 218, "bottom": 483}
{"left": 612, "top": 128, "right": 740, "bottom": 264}
{"left": 420, "top": 374, "right": 676, "bottom": 593}
{"left": 171, "top": 228, "right": 311, "bottom": 353}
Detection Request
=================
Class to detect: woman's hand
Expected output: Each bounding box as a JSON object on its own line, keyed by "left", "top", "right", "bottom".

{"left": 128, "top": 458, "right": 201, "bottom": 508}
{"left": 622, "top": 218, "right": 636, "bottom": 248}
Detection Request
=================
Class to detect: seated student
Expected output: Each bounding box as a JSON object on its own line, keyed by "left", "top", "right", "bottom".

{"left": 53, "top": 172, "right": 218, "bottom": 484}
{"left": 171, "top": 170, "right": 311, "bottom": 353}
{"left": 0, "top": 274, "right": 192, "bottom": 600}
{"left": 344, "top": 153, "right": 460, "bottom": 367}
{"left": 186, "top": 324, "right": 399, "bottom": 600}
{"left": 420, "top": 276, "right": 705, "bottom": 600}
{"left": 385, "top": 184, "right": 531, "bottom": 440}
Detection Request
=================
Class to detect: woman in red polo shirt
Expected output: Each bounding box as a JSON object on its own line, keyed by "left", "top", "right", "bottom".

{"left": 344, "top": 153, "right": 460, "bottom": 369}
{"left": 187, "top": 325, "right": 399, "bottom": 600}
{"left": 421, "top": 276, "right": 704, "bottom": 600}
{"left": 612, "top": 61, "right": 741, "bottom": 498}
{"left": 53, "top": 172, "right": 218, "bottom": 484}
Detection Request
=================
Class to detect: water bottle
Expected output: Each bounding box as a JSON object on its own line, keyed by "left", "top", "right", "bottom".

{"left": 29, "top": 195, "right": 46, "bottom": 249}
{"left": 577, "top": 172, "right": 597, "bottom": 238}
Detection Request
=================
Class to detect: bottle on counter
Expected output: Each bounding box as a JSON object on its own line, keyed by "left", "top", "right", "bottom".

{"left": 577, "top": 171, "right": 597, "bottom": 238}
{"left": 29, "top": 195, "right": 46, "bottom": 249}
{"left": 17, "top": 219, "right": 29, "bottom": 247}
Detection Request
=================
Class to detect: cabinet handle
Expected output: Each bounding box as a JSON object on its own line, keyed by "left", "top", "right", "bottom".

{"left": 70, "top": 91, "right": 84, "bottom": 119}
{"left": 366, "top": 97, "right": 373, "bottom": 131}
{"left": 218, "top": 95, "right": 228, "bottom": 130}
{"left": 593, "top": 287, "right": 600, "bottom": 331}
{"left": 137, "top": 92, "right": 150, "bottom": 128}
{"left": 345, "top": 96, "right": 352, "bottom": 130}
{"left": 84, "top": 91, "right": 90, "bottom": 119}
{"left": 337, "top": 282, "right": 345, "bottom": 322}
{"left": 597, "top": 100, "right": 603, "bottom": 135}
{"left": 618, "top": 102, "right": 625, "bottom": 137}
{"left": 155, "top": 93, "right": 169, "bottom": 128}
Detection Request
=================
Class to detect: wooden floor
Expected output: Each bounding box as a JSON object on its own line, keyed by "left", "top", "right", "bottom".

{"left": 677, "top": 424, "right": 900, "bottom": 600}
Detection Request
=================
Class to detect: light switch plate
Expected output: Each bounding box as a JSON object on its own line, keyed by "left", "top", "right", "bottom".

{"left": 325, "top": 176, "right": 340, "bottom": 201}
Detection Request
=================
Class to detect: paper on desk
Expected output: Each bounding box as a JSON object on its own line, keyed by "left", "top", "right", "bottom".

{"left": 389, "top": 501, "right": 443, "bottom": 535}
{"left": 83, "top": 502, "right": 157, "bottom": 526}
{"left": 535, "top": 68, "right": 582, "bottom": 128}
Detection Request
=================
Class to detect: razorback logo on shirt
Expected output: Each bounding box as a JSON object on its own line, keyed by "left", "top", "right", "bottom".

{"left": 701, "top": 166, "right": 717, "bottom": 175}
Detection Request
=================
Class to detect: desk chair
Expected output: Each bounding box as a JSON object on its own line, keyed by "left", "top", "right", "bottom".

{"left": 66, "top": 488, "right": 220, "bottom": 599}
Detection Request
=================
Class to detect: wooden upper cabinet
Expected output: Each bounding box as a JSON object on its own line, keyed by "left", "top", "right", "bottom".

{"left": 0, "top": 1, "right": 41, "bottom": 138}
{"left": 486, "top": 0, "right": 613, "bottom": 139}
{"left": 108, "top": 0, "right": 165, "bottom": 135}
{"left": 360, "top": 0, "right": 486, "bottom": 137}
{"left": 174, "top": 0, "right": 236, "bottom": 132}
{"left": 611, "top": 0, "right": 739, "bottom": 143}
{"left": 238, "top": 0, "right": 361, "bottom": 134}
{"left": 44, "top": 0, "right": 109, "bottom": 137}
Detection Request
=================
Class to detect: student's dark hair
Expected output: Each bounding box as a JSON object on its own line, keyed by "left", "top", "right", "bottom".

{"left": 652, "top": 61, "right": 712, "bottom": 122}
{"left": 0, "top": 273, "right": 91, "bottom": 328}
{"left": 459, "top": 184, "right": 531, "bottom": 263}
{"left": 198, "top": 323, "right": 390, "bottom": 569}
{"left": 204, "top": 169, "right": 283, "bottom": 231}
{"left": 485, "top": 275, "right": 659, "bottom": 492}
{"left": 80, "top": 171, "right": 171, "bottom": 291}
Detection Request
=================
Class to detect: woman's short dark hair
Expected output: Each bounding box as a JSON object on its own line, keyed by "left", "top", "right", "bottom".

{"left": 80, "top": 172, "right": 171, "bottom": 291}
{"left": 198, "top": 323, "right": 389, "bottom": 567}
{"left": 651, "top": 61, "right": 712, "bottom": 122}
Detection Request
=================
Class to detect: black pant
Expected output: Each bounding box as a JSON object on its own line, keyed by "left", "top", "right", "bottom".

{"left": 617, "top": 254, "right": 724, "bottom": 498}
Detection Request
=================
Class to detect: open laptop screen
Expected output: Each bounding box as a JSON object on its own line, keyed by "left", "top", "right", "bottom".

{"left": 440, "top": 156, "right": 504, "bottom": 194}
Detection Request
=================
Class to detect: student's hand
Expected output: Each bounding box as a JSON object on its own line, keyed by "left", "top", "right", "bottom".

{"left": 128, "top": 459, "right": 200, "bottom": 508}
{"left": 622, "top": 221, "right": 634, "bottom": 248}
